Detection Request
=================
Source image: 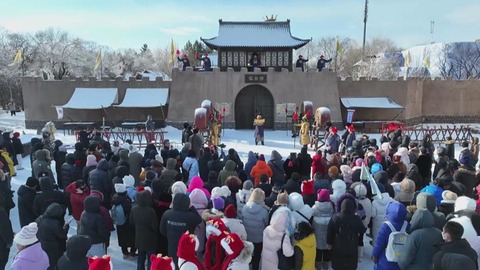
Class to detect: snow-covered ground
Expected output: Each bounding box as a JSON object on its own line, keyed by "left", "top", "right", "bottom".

{"left": 2, "top": 112, "right": 471, "bottom": 269}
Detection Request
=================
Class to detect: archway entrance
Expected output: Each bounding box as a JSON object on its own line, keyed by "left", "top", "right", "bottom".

{"left": 235, "top": 85, "right": 274, "bottom": 129}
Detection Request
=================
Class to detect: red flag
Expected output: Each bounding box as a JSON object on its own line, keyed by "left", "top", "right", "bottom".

{"left": 175, "top": 49, "right": 180, "bottom": 55}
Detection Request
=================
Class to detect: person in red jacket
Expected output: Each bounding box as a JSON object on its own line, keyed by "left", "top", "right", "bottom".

{"left": 65, "top": 180, "right": 90, "bottom": 234}
{"left": 250, "top": 154, "right": 273, "bottom": 187}
{"left": 311, "top": 150, "right": 327, "bottom": 179}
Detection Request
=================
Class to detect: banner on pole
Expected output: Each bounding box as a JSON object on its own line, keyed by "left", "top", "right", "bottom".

{"left": 346, "top": 109, "right": 355, "bottom": 123}
{"left": 55, "top": 106, "right": 64, "bottom": 120}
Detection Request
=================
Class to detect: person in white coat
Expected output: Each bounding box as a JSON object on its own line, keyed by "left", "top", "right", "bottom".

{"left": 289, "top": 192, "right": 313, "bottom": 225}
{"left": 371, "top": 188, "right": 395, "bottom": 246}
{"left": 236, "top": 180, "right": 253, "bottom": 220}
{"left": 330, "top": 179, "right": 346, "bottom": 207}
{"left": 261, "top": 206, "right": 295, "bottom": 270}
{"left": 221, "top": 233, "right": 254, "bottom": 270}
{"left": 222, "top": 204, "right": 247, "bottom": 240}
{"left": 351, "top": 182, "right": 372, "bottom": 230}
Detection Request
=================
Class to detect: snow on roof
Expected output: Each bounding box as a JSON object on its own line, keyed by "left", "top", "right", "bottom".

{"left": 201, "top": 20, "right": 311, "bottom": 49}
{"left": 134, "top": 70, "right": 172, "bottom": 81}
{"left": 341, "top": 97, "right": 404, "bottom": 109}
{"left": 61, "top": 88, "right": 118, "bottom": 109}
{"left": 115, "top": 88, "right": 169, "bottom": 107}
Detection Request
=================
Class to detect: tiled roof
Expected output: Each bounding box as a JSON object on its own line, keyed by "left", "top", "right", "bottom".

{"left": 201, "top": 20, "right": 311, "bottom": 49}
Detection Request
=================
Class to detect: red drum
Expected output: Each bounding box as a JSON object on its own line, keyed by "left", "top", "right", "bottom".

{"left": 303, "top": 101, "right": 313, "bottom": 119}
{"left": 201, "top": 100, "right": 212, "bottom": 119}
{"left": 194, "top": 108, "right": 207, "bottom": 131}
{"left": 315, "top": 107, "right": 331, "bottom": 128}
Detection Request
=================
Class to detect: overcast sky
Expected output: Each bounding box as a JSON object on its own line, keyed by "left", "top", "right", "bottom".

{"left": 1, "top": 0, "right": 478, "bottom": 50}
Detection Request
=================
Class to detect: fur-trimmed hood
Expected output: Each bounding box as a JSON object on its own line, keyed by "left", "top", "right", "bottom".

{"left": 232, "top": 240, "right": 254, "bottom": 264}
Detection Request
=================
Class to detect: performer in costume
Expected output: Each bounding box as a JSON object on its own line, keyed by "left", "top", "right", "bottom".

{"left": 253, "top": 114, "right": 265, "bottom": 145}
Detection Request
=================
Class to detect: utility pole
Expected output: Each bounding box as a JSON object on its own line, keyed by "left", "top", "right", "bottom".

{"left": 362, "top": 0, "right": 369, "bottom": 57}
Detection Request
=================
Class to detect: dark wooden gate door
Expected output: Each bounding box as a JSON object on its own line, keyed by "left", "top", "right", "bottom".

{"left": 235, "top": 85, "right": 274, "bottom": 129}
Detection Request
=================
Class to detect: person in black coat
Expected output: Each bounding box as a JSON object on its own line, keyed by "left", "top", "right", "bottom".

{"left": 53, "top": 140, "right": 67, "bottom": 188}
{"left": 107, "top": 154, "right": 119, "bottom": 181}
{"left": 130, "top": 190, "right": 158, "bottom": 270}
{"left": 79, "top": 196, "right": 110, "bottom": 256}
{"left": 282, "top": 172, "right": 302, "bottom": 194}
{"left": 198, "top": 147, "right": 212, "bottom": 181}
{"left": 0, "top": 171, "right": 14, "bottom": 217}
{"left": 207, "top": 152, "right": 224, "bottom": 175}
{"left": 73, "top": 142, "right": 86, "bottom": 179}
{"left": 112, "top": 183, "right": 136, "bottom": 258}
{"left": 177, "top": 54, "right": 191, "bottom": 71}
{"left": 2, "top": 132, "right": 16, "bottom": 165}
{"left": 17, "top": 177, "right": 39, "bottom": 227}
{"left": 33, "top": 176, "right": 65, "bottom": 218}
{"left": 89, "top": 159, "right": 112, "bottom": 209}
{"left": 284, "top": 152, "right": 301, "bottom": 180}
{"left": 57, "top": 235, "right": 92, "bottom": 270}
{"left": 433, "top": 221, "right": 478, "bottom": 269}
{"left": 30, "top": 137, "right": 43, "bottom": 176}
{"left": 317, "top": 55, "right": 332, "bottom": 71}
{"left": 0, "top": 192, "right": 14, "bottom": 270}
{"left": 225, "top": 148, "right": 244, "bottom": 174}
{"left": 295, "top": 55, "right": 309, "bottom": 71}
{"left": 416, "top": 147, "right": 432, "bottom": 189}
{"left": 297, "top": 146, "right": 313, "bottom": 180}
{"left": 36, "top": 203, "right": 68, "bottom": 270}
{"left": 159, "top": 193, "right": 202, "bottom": 264}
{"left": 12, "top": 131, "right": 24, "bottom": 169}
{"left": 61, "top": 154, "right": 78, "bottom": 190}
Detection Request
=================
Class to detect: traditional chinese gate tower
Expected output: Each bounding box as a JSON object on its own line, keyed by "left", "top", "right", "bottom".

{"left": 168, "top": 18, "right": 343, "bottom": 129}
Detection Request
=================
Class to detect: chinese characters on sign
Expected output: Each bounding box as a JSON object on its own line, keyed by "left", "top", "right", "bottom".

{"left": 245, "top": 74, "right": 267, "bottom": 83}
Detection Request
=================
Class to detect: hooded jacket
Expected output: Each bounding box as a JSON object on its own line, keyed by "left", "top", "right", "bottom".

{"left": 182, "top": 156, "right": 199, "bottom": 185}
{"left": 111, "top": 190, "right": 135, "bottom": 248}
{"left": 79, "top": 196, "right": 109, "bottom": 244}
{"left": 197, "top": 148, "right": 212, "bottom": 181}
{"left": 433, "top": 238, "right": 478, "bottom": 270}
{"left": 241, "top": 199, "right": 269, "bottom": 243}
{"left": 330, "top": 179, "right": 347, "bottom": 207}
{"left": 189, "top": 188, "right": 208, "bottom": 253}
{"left": 250, "top": 159, "right": 273, "bottom": 187}
{"left": 33, "top": 177, "right": 65, "bottom": 217}
{"left": 65, "top": 182, "right": 90, "bottom": 221}
{"left": 415, "top": 192, "right": 446, "bottom": 230}
{"left": 225, "top": 240, "right": 254, "bottom": 270}
{"left": 236, "top": 182, "right": 253, "bottom": 220}
{"left": 289, "top": 192, "right": 313, "bottom": 226}
{"left": 60, "top": 154, "right": 77, "bottom": 188}
{"left": 454, "top": 167, "right": 476, "bottom": 198}
{"left": 311, "top": 152, "right": 327, "bottom": 179}
{"left": 244, "top": 151, "right": 257, "bottom": 181}
{"left": 261, "top": 207, "right": 295, "bottom": 270}
{"left": 160, "top": 193, "right": 202, "bottom": 262}
{"left": 395, "top": 178, "right": 416, "bottom": 204}
{"left": 17, "top": 184, "right": 38, "bottom": 227}
{"left": 128, "top": 150, "right": 143, "bottom": 185}
{"left": 129, "top": 190, "right": 158, "bottom": 251}
{"left": 398, "top": 209, "right": 443, "bottom": 270}
{"left": 312, "top": 200, "right": 334, "bottom": 250}
{"left": 268, "top": 150, "right": 286, "bottom": 186}
{"left": 161, "top": 158, "right": 180, "bottom": 184}
{"left": 36, "top": 203, "right": 68, "bottom": 268}
{"left": 186, "top": 176, "right": 211, "bottom": 198}
{"left": 297, "top": 147, "right": 313, "bottom": 178}
{"left": 371, "top": 192, "right": 395, "bottom": 245}
{"left": 57, "top": 235, "right": 92, "bottom": 270}
{"left": 351, "top": 182, "right": 372, "bottom": 229}
{"left": 372, "top": 202, "right": 409, "bottom": 270}
{"left": 88, "top": 159, "right": 112, "bottom": 203}
{"left": 32, "top": 149, "right": 54, "bottom": 182}
{"left": 294, "top": 233, "right": 316, "bottom": 270}
{"left": 218, "top": 160, "right": 238, "bottom": 186}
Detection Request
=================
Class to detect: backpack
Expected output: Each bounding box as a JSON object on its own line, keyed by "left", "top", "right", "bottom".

{"left": 111, "top": 204, "right": 127, "bottom": 226}
{"left": 332, "top": 215, "right": 358, "bottom": 256}
{"left": 384, "top": 221, "right": 409, "bottom": 262}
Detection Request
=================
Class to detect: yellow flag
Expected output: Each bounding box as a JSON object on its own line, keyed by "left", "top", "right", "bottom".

{"left": 423, "top": 55, "right": 430, "bottom": 68}
{"left": 8, "top": 48, "right": 22, "bottom": 66}
{"left": 169, "top": 38, "right": 174, "bottom": 64}
{"left": 336, "top": 37, "right": 343, "bottom": 55}
{"left": 404, "top": 51, "right": 411, "bottom": 67}
{"left": 94, "top": 49, "right": 102, "bottom": 70}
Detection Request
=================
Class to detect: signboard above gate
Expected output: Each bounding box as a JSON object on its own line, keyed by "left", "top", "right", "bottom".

{"left": 245, "top": 74, "right": 267, "bottom": 83}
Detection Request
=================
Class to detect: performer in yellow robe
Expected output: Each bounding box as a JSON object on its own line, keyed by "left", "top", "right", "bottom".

{"left": 300, "top": 116, "right": 311, "bottom": 147}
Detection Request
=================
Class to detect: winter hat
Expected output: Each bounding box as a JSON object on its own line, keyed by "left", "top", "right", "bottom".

{"left": 122, "top": 175, "right": 135, "bottom": 187}
{"left": 455, "top": 196, "right": 476, "bottom": 212}
{"left": 146, "top": 170, "right": 156, "bottom": 181}
{"left": 171, "top": 181, "right": 187, "bottom": 196}
{"left": 150, "top": 254, "right": 175, "bottom": 270}
{"left": 340, "top": 165, "right": 353, "bottom": 184}
{"left": 460, "top": 155, "right": 470, "bottom": 166}
{"left": 332, "top": 179, "right": 347, "bottom": 192}
{"left": 301, "top": 180, "right": 314, "bottom": 195}
{"left": 88, "top": 255, "right": 111, "bottom": 270}
{"left": 14, "top": 222, "right": 39, "bottom": 246}
{"left": 347, "top": 125, "right": 355, "bottom": 132}
{"left": 400, "top": 179, "right": 416, "bottom": 193}
{"left": 330, "top": 127, "right": 338, "bottom": 134}
{"left": 26, "top": 177, "right": 39, "bottom": 188}
{"left": 442, "top": 190, "right": 458, "bottom": 203}
{"left": 219, "top": 186, "right": 231, "bottom": 197}
{"left": 221, "top": 232, "right": 244, "bottom": 255}
{"left": 258, "top": 154, "right": 265, "bottom": 161}
{"left": 177, "top": 232, "right": 202, "bottom": 266}
{"left": 370, "top": 163, "right": 383, "bottom": 175}
{"left": 275, "top": 191, "right": 289, "bottom": 205}
{"left": 13, "top": 132, "right": 20, "bottom": 138}
{"left": 86, "top": 155, "right": 98, "bottom": 167}
{"left": 317, "top": 189, "right": 331, "bottom": 202}
{"left": 243, "top": 180, "right": 253, "bottom": 191}
{"left": 351, "top": 182, "right": 368, "bottom": 198}
{"left": 212, "top": 197, "right": 225, "bottom": 211}
{"left": 206, "top": 218, "right": 228, "bottom": 237}
{"left": 114, "top": 183, "right": 126, "bottom": 193}
{"left": 224, "top": 204, "right": 237, "bottom": 218}
{"left": 211, "top": 187, "right": 222, "bottom": 198}
{"left": 248, "top": 188, "right": 265, "bottom": 204}
{"left": 328, "top": 166, "right": 339, "bottom": 175}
